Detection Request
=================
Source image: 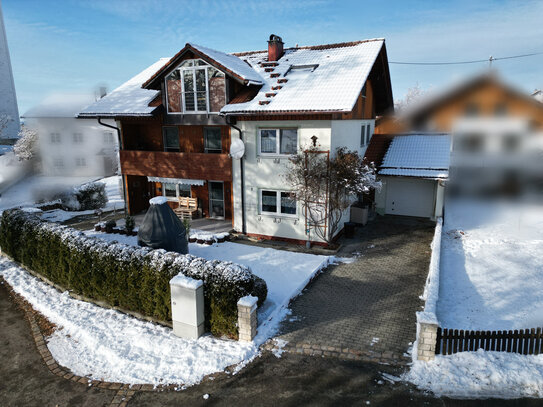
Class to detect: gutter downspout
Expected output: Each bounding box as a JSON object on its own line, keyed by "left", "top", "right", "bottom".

{"left": 97, "top": 118, "right": 127, "bottom": 213}
{"left": 225, "top": 117, "right": 246, "bottom": 234}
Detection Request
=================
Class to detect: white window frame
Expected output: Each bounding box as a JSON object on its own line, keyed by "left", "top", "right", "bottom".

{"left": 162, "top": 183, "right": 192, "bottom": 201}
{"left": 75, "top": 157, "right": 87, "bottom": 167}
{"left": 258, "top": 128, "right": 298, "bottom": 156}
{"left": 73, "top": 132, "right": 84, "bottom": 143}
{"left": 360, "top": 123, "right": 372, "bottom": 147}
{"left": 50, "top": 132, "right": 61, "bottom": 144}
{"left": 53, "top": 157, "right": 64, "bottom": 168}
{"left": 103, "top": 131, "right": 114, "bottom": 144}
{"left": 164, "top": 59, "right": 227, "bottom": 115}
{"left": 259, "top": 189, "right": 297, "bottom": 217}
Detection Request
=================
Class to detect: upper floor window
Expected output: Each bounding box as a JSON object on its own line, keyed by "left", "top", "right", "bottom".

{"left": 103, "top": 132, "right": 114, "bottom": 144}
{"left": 73, "top": 133, "right": 84, "bottom": 143}
{"left": 204, "top": 127, "right": 222, "bottom": 153}
{"left": 50, "top": 133, "right": 61, "bottom": 143}
{"left": 360, "top": 124, "right": 371, "bottom": 147}
{"left": 259, "top": 128, "right": 297, "bottom": 155}
{"left": 163, "top": 127, "right": 180, "bottom": 152}
{"left": 464, "top": 102, "right": 480, "bottom": 117}
{"left": 165, "top": 59, "right": 226, "bottom": 114}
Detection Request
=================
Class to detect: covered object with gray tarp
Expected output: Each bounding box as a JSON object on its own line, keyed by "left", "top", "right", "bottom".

{"left": 137, "top": 196, "right": 188, "bottom": 254}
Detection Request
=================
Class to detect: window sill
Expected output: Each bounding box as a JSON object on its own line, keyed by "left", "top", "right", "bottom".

{"left": 259, "top": 212, "right": 298, "bottom": 220}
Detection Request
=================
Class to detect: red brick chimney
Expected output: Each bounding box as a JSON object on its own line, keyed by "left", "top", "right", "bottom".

{"left": 268, "top": 34, "right": 284, "bottom": 62}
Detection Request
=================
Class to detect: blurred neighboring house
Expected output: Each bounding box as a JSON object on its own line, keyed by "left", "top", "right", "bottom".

{"left": 22, "top": 93, "right": 118, "bottom": 177}
{"left": 369, "top": 73, "right": 543, "bottom": 218}
{"left": 0, "top": 2, "right": 20, "bottom": 143}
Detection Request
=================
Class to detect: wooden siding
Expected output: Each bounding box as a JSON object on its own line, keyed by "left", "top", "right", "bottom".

{"left": 120, "top": 150, "right": 232, "bottom": 181}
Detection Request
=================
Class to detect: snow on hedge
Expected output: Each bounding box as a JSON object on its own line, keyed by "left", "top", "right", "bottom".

{"left": 0, "top": 256, "right": 257, "bottom": 386}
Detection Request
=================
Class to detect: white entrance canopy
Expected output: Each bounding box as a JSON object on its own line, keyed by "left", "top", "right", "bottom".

{"left": 147, "top": 176, "right": 205, "bottom": 186}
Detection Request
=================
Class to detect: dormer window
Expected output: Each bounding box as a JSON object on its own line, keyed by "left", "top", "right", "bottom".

{"left": 165, "top": 59, "right": 226, "bottom": 114}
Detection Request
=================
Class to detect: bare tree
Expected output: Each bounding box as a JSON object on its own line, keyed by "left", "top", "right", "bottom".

{"left": 395, "top": 83, "right": 427, "bottom": 111}
{"left": 284, "top": 145, "right": 381, "bottom": 243}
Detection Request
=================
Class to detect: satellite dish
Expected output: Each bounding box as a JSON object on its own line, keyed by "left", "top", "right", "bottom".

{"left": 230, "top": 138, "right": 245, "bottom": 159}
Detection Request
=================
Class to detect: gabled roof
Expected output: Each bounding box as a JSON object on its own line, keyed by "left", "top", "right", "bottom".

{"left": 142, "top": 43, "right": 264, "bottom": 89}
{"left": 79, "top": 58, "right": 170, "bottom": 118}
{"left": 221, "top": 39, "right": 388, "bottom": 114}
{"left": 377, "top": 133, "right": 451, "bottom": 179}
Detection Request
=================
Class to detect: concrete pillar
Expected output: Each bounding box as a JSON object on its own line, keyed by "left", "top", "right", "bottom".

{"left": 417, "top": 321, "right": 438, "bottom": 361}
{"left": 237, "top": 295, "right": 258, "bottom": 342}
{"left": 170, "top": 274, "right": 205, "bottom": 339}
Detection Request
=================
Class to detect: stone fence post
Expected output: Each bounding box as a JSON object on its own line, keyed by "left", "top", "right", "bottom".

{"left": 237, "top": 296, "right": 258, "bottom": 342}
{"left": 416, "top": 312, "right": 438, "bottom": 362}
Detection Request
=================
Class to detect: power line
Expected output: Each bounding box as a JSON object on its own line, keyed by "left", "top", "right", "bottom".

{"left": 389, "top": 52, "right": 543, "bottom": 66}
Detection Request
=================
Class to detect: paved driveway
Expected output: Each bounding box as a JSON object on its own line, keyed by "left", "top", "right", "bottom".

{"left": 277, "top": 216, "right": 435, "bottom": 364}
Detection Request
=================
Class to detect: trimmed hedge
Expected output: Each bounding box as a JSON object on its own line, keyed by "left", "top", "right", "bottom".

{"left": 0, "top": 209, "right": 267, "bottom": 338}
{"left": 61, "top": 181, "right": 107, "bottom": 211}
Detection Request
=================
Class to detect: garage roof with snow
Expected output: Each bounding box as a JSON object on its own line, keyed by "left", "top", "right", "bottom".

{"left": 379, "top": 134, "right": 451, "bottom": 179}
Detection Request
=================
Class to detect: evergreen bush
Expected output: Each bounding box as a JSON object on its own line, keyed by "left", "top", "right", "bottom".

{"left": 0, "top": 209, "right": 267, "bottom": 338}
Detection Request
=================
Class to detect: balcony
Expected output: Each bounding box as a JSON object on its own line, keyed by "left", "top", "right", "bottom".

{"left": 120, "top": 150, "right": 232, "bottom": 181}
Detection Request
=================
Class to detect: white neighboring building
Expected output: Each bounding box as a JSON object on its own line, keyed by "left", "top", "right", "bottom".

{"left": 22, "top": 94, "right": 118, "bottom": 177}
{"left": 0, "top": 2, "right": 20, "bottom": 140}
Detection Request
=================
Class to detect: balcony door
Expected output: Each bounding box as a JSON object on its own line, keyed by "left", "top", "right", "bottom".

{"left": 209, "top": 181, "right": 225, "bottom": 219}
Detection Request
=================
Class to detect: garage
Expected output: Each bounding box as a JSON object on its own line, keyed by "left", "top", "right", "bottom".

{"left": 367, "top": 133, "right": 451, "bottom": 219}
{"left": 384, "top": 177, "right": 436, "bottom": 218}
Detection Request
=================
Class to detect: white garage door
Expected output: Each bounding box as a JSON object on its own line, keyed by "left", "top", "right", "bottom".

{"left": 385, "top": 178, "right": 435, "bottom": 218}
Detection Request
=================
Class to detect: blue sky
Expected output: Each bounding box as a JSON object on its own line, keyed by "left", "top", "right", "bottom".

{"left": 3, "top": 0, "right": 543, "bottom": 115}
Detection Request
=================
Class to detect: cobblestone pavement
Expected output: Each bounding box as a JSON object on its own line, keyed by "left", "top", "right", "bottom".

{"left": 276, "top": 216, "right": 435, "bottom": 365}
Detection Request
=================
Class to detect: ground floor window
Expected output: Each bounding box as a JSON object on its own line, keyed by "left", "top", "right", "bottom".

{"left": 162, "top": 183, "right": 191, "bottom": 199}
{"left": 260, "top": 190, "right": 296, "bottom": 216}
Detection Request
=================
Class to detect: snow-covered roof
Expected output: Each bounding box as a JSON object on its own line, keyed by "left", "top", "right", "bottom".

{"left": 379, "top": 134, "right": 451, "bottom": 179}
{"left": 533, "top": 90, "right": 543, "bottom": 103}
{"left": 221, "top": 39, "right": 385, "bottom": 114}
{"left": 23, "top": 93, "right": 98, "bottom": 118}
{"left": 79, "top": 58, "right": 170, "bottom": 117}
{"left": 188, "top": 43, "right": 264, "bottom": 85}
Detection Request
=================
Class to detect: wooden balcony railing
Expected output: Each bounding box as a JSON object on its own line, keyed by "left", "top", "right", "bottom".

{"left": 120, "top": 150, "right": 232, "bottom": 181}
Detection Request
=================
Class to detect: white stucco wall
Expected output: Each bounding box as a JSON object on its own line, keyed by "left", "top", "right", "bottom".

{"left": 331, "top": 119, "right": 374, "bottom": 157}
{"left": 0, "top": 4, "right": 20, "bottom": 139}
{"left": 25, "top": 117, "right": 118, "bottom": 177}
{"left": 233, "top": 119, "right": 374, "bottom": 242}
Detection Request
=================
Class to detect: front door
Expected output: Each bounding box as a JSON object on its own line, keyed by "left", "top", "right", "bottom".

{"left": 209, "top": 181, "right": 225, "bottom": 219}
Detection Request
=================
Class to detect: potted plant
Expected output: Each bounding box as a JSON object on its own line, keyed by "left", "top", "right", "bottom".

{"left": 350, "top": 200, "right": 370, "bottom": 226}
{"left": 125, "top": 214, "right": 135, "bottom": 235}
{"left": 105, "top": 219, "right": 116, "bottom": 234}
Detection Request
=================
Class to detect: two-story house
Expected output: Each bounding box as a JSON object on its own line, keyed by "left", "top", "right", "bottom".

{"left": 80, "top": 35, "right": 393, "bottom": 245}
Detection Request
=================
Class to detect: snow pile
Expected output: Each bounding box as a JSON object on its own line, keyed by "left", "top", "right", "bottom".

{"left": 404, "top": 350, "right": 543, "bottom": 398}
{"left": 0, "top": 256, "right": 257, "bottom": 386}
{"left": 170, "top": 273, "right": 203, "bottom": 290}
{"left": 238, "top": 295, "right": 258, "bottom": 308}
{"left": 437, "top": 199, "right": 543, "bottom": 330}
{"left": 190, "top": 230, "right": 229, "bottom": 242}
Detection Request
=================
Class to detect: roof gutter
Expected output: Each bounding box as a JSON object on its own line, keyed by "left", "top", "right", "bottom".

{"left": 224, "top": 116, "right": 246, "bottom": 234}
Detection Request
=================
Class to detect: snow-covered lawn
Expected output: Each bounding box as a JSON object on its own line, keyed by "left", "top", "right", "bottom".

{"left": 437, "top": 198, "right": 543, "bottom": 330}
{"left": 404, "top": 198, "right": 543, "bottom": 399}
{"left": 0, "top": 175, "right": 123, "bottom": 221}
{"left": 83, "top": 230, "right": 332, "bottom": 341}
{"left": 1, "top": 232, "right": 331, "bottom": 386}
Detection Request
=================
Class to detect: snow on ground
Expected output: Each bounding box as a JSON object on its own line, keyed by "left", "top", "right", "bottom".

{"left": 437, "top": 198, "right": 543, "bottom": 330}
{"left": 0, "top": 175, "right": 123, "bottom": 221}
{"left": 404, "top": 198, "right": 543, "bottom": 399}
{"left": 0, "top": 256, "right": 257, "bottom": 386}
{"left": 82, "top": 230, "right": 332, "bottom": 341}
{"left": 404, "top": 350, "right": 543, "bottom": 398}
